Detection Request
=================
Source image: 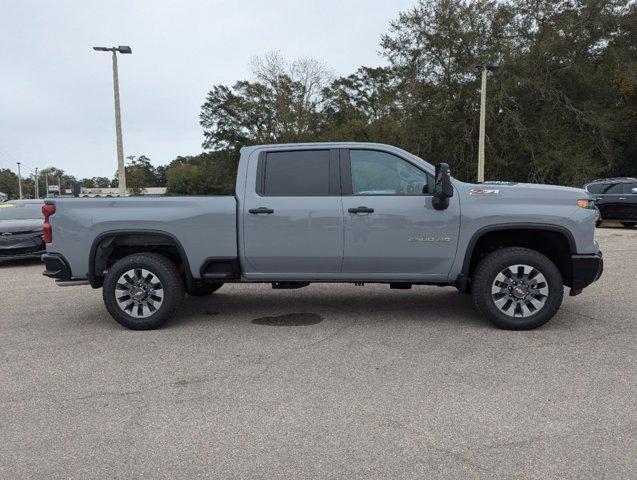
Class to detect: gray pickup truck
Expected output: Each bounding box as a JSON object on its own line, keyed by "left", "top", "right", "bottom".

{"left": 42, "top": 142, "right": 603, "bottom": 330}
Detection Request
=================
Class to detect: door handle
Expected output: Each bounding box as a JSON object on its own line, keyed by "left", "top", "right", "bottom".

{"left": 619, "top": 197, "right": 627, "bottom": 200}
{"left": 249, "top": 207, "right": 274, "bottom": 214}
{"left": 348, "top": 206, "right": 374, "bottom": 214}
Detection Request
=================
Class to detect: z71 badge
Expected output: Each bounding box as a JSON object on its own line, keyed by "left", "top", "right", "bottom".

{"left": 469, "top": 188, "right": 500, "bottom": 196}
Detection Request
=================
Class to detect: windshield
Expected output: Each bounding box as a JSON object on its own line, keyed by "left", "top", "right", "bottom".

{"left": 0, "top": 202, "right": 43, "bottom": 220}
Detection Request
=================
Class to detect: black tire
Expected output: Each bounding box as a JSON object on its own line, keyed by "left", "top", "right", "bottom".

{"left": 596, "top": 219, "right": 602, "bottom": 228}
{"left": 621, "top": 222, "right": 636, "bottom": 228}
{"left": 471, "top": 247, "right": 564, "bottom": 330}
{"left": 103, "top": 253, "right": 185, "bottom": 330}
{"left": 186, "top": 283, "right": 223, "bottom": 296}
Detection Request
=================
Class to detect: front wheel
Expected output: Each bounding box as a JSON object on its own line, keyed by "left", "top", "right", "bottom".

{"left": 471, "top": 247, "right": 564, "bottom": 330}
{"left": 103, "top": 253, "right": 185, "bottom": 330}
{"left": 621, "top": 222, "right": 636, "bottom": 228}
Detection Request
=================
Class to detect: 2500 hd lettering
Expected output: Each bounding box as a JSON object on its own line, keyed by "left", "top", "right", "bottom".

{"left": 41, "top": 143, "right": 603, "bottom": 330}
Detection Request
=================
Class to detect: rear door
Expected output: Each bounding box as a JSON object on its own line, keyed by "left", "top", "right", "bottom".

{"left": 242, "top": 149, "right": 344, "bottom": 277}
{"left": 594, "top": 182, "right": 624, "bottom": 220}
{"left": 340, "top": 148, "right": 461, "bottom": 280}
{"left": 620, "top": 183, "right": 637, "bottom": 222}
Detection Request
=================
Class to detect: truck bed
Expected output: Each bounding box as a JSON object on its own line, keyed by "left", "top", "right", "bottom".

{"left": 46, "top": 196, "right": 237, "bottom": 279}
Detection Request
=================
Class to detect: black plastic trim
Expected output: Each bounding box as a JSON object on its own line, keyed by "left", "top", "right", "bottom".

{"left": 200, "top": 257, "right": 241, "bottom": 280}
{"left": 42, "top": 253, "right": 72, "bottom": 280}
{"left": 255, "top": 151, "right": 266, "bottom": 196}
{"left": 88, "top": 230, "right": 195, "bottom": 289}
{"left": 457, "top": 223, "right": 579, "bottom": 292}
{"left": 570, "top": 251, "right": 603, "bottom": 291}
{"left": 272, "top": 281, "right": 310, "bottom": 289}
{"left": 339, "top": 148, "right": 353, "bottom": 195}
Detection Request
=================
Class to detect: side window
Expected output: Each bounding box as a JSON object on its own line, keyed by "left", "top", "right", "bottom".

{"left": 262, "top": 150, "right": 331, "bottom": 196}
{"left": 585, "top": 183, "right": 602, "bottom": 194}
{"left": 600, "top": 183, "right": 623, "bottom": 194}
{"left": 349, "top": 150, "right": 430, "bottom": 195}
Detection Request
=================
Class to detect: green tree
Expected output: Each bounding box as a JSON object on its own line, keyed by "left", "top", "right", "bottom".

{"left": 0, "top": 168, "right": 19, "bottom": 199}
{"left": 200, "top": 52, "right": 332, "bottom": 150}
{"left": 125, "top": 155, "right": 161, "bottom": 195}
{"left": 165, "top": 150, "right": 238, "bottom": 195}
{"left": 79, "top": 178, "right": 96, "bottom": 188}
{"left": 39, "top": 167, "right": 76, "bottom": 196}
{"left": 378, "top": 0, "right": 636, "bottom": 185}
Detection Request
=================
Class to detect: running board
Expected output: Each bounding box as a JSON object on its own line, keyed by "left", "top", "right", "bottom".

{"left": 272, "top": 282, "right": 310, "bottom": 289}
{"left": 56, "top": 279, "right": 90, "bottom": 287}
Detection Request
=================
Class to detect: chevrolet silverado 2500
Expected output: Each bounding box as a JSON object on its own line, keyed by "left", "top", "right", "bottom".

{"left": 42, "top": 142, "right": 603, "bottom": 330}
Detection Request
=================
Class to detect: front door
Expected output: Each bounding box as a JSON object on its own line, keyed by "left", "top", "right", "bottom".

{"left": 594, "top": 182, "right": 626, "bottom": 220}
{"left": 242, "top": 149, "right": 344, "bottom": 277}
{"left": 340, "top": 148, "right": 461, "bottom": 280}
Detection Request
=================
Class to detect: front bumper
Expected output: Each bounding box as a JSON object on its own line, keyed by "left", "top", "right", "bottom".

{"left": 0, "top": 232, "right": 45, "bottom": 260}
{"left": 569, "top": 251, "right": 603, "bottom": 295}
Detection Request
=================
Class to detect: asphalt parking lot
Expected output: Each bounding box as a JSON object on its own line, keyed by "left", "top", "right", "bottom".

{"left": 1, "top": 226, "right": 635, "bottom": 479}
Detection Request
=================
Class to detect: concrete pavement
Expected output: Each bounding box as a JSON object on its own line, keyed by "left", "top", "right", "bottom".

{"left": 1, "top": 226, "right": 635, "bottom": 479}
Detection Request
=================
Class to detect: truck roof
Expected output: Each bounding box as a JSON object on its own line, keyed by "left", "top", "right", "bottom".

{"left": 586, "top": 177, "right": 637, "bottom": 184}
{"left": 241, "top": 141, "right": 407, "bottom": 153}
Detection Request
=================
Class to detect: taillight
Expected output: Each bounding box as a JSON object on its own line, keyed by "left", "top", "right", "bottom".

{"left": 42, "top": 204, "right": 56, "bottom": 244}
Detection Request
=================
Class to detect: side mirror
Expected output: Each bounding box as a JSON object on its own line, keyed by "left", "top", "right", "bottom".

{"left": 432, "top": 163, "right": 453, "bottom": 210}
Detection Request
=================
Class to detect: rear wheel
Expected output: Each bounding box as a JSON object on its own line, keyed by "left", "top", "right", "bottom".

{"left": 472, "top": 247, "right": 563, "bottom": 330}
{"left": 621, "top": 222, "right": 636, "bottom": 228}
{"left": 103, "top": 253, "right": 185, "bottom": 330}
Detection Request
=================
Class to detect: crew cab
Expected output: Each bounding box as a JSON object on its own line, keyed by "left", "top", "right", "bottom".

{"left": 42, "top": 142, "right": 603, "bottom": 330}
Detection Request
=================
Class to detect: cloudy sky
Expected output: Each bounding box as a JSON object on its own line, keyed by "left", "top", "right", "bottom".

{"left": 0, "top": 0, "right": 415, "bottom": 179}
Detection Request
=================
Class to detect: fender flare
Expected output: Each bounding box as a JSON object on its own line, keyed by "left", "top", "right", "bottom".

{"left": 88, "top": 229, "right": 194, "bottom": 288}
{"left": 456, "top": 223, "right": 577, "bottom": 292}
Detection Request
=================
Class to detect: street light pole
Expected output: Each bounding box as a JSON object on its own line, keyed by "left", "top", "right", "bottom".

{"left": 16, "top": 162, "right": 22, "bottom": 200}
{"left": 477, "top": 68, "right": 487, "bottom": 183}
{"left": 93, "top": 45, "right": 132, "bottom": 197}
{"left": 111, "top": 50, "right": 126, "bottom": 197}
{"left": 475, "top": 64, "right": 499, "bottom": 183}
{"left": 34, "top": 168, "right": 39, "bottom": 198}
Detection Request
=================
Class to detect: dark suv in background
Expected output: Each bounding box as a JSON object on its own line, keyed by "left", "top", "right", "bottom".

{"left": 584, "top": 177, "right": 637, "bottom": 228}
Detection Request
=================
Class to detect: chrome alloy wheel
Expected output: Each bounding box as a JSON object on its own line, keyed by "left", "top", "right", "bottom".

{"left": 491, "top": 264, "right": 549, "bottom": 318}
{"left": 115, "top": 268, "right": 164, "bottom": 318}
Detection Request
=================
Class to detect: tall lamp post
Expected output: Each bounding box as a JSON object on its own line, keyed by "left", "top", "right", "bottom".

{"left": 16, "top": 162, "right": 23, "bottom": 200}
{"left": 475, "top": 64, "right": 499, "bottom": 183}
{"left": 93, "top": 45, "right": 132, "bottom": 197}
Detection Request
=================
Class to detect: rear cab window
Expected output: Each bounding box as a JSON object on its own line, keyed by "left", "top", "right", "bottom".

{"left": 257, "top": 149, "right": 339, "bottom": 196}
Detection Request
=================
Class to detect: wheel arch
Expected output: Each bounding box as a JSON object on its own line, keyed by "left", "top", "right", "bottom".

{"left": 88, "top": 229, "right": 194, "bottom": 289}
{"left": 457, "top": 224, "right": 577, "bottom": 292}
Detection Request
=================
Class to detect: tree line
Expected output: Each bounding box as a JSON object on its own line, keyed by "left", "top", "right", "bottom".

{"left": 197, "top": 0, "right": 636, "bottom": 190}
{"left": 2, "top": 0, "right": 635, "bottom": 200}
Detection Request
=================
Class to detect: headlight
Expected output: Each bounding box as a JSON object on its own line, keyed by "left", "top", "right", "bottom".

{"left": 577, "top": 199, "right": 596, "bottom": 209}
